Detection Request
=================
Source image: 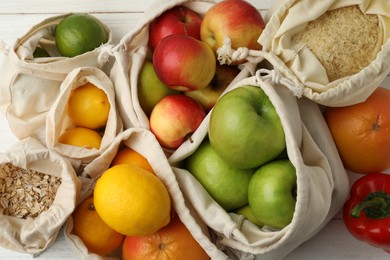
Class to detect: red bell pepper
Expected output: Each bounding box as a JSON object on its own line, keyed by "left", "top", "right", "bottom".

{"left": 343, "top": 172, "right": 390, "bottom": 253}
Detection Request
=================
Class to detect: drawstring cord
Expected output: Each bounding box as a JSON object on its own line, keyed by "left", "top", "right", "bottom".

{"left": 217, "top": 36, "right": 304, "bottom": 97}
{"left": 255, "top": 69, "right": 303, "bottom": 97}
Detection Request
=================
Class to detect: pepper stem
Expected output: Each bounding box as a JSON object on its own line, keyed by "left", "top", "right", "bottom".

{"left": 351, "top": 191, "right": 390, "bottom": 219}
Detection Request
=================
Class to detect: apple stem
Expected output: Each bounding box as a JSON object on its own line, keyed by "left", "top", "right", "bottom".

{"left": 186, "top": 134, "right": 194, "bottom": 143}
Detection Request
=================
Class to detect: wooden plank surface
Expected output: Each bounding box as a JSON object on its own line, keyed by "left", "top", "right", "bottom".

{"left": 0, "top": 0, "right": 390, "bottom": 259}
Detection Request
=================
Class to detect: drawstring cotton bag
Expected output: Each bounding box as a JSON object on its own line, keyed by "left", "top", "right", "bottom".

{"left": 0, "top": 137, "right": 81, "bottom": 256}
{"left": 63, "top": 127, "right": 228, "bottom": 260}
{"left": 45, "top": 66, "right": 123, "bottom": 170}
{"left": 168, "top": 69, "right": 350, "bottom": 259}
{"left": 219, "top": 0, "right": 390, "bottom": 107}
{"left": 109, "top": 0, "right": 256, "bottom": 132}
{"left": 263, "top": 0, "right": 390, "bottom": 106}
{"left": 0, "top": 13, "right": 113, "bottom": 140}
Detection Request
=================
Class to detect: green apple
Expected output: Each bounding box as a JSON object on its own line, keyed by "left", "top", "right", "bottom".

{"left": 209, "top": 85, "right": 286, "bottom": 169}
{"left": 248, "top": 159, "right": 296, "bottom": 229}
{"left": 234, "top": 204, "right": 263, "bottom": 227}
{"left": 138, "top": 60, "right": 180, "bottom": 116}
{"left": 185, "top": 138, "right": 255, "bottom": 211}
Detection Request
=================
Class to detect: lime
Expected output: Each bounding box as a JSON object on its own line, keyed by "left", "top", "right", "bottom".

{"left": 55, "top": 13, "right": 108, "bottom": 57}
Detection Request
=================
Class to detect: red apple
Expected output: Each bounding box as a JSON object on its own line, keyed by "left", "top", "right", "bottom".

{"left": 148, "top": 5, "right": 203, "bottom": 52}
{"left": 185, "top": 64, "right": 240, "bottom": 111}
{"left": 149, "top": 94, "right": 206, "bottom": 149}
{"left": 153, "top": 34, "right": 216, "bottom": 92}
{"left": 200, "top": 0, "right": 265, "bottom": 64}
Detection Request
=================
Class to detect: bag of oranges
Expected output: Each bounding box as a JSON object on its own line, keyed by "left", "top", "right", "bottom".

{"left": 168, "top": 69, "right": 350, "bottom": 259}
{"left": 63, "top": 127, "right": 227, "bottom": 259}
{"left": 45, "top": 66, "right": 122, "bottom": 169}
{"left": 222, "top": 0, "right": 390, "bottom": 107}
{"left": 0, "top": 13, "right": 113, "bottom": 140}
{"left": 0, "top": 137, "right": 81, "bottom": 256}
{"left": 109, "top": 0, "right": 257, "bottom": 133}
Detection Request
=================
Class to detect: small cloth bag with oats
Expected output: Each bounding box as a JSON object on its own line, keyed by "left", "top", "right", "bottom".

{"left": 168, "top": 70, "right": 350, "bottom": 259}
{"left": 45, "top": 66, "right": 123, "bottom": 169}
{"left": 109, "top": 0, "right": 256, "bottom": 131}
{"left": 63, "top": 127, "right": 228, "bottom": 260}
{"left": 221, "top": 0, "right": 390, "bottom": 107}
{"left": 0, "top": 137, "right": 81, "bottom": 256}
{"left": 0, "top": 13, "right": 113, "bottom": 140}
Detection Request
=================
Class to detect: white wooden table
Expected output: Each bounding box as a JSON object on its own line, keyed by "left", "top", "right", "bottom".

{"left": 0, "top": 0, "right": 390, "bottom": 259}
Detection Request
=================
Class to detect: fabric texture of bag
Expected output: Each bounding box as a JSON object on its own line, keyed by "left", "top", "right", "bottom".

{"left": 0, "top": 137, "right": 81, "bottom": 256}
{"left": 0, "top": 13, "right": 114, "bottom": 140}
{"left": 45, "top": 66, "right": 123, "bottom": 169}
{"left": 168, "top": 69, "right": 350, "bottom": 259}
{"left": 63, "top": 127, "right": 228, "bottom": 260}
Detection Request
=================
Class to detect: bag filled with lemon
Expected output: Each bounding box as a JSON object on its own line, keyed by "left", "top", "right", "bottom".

{"left": 0, "top": 13, "right": 113, "bottom": 141}
{"left": 45, "top": 66, "right": 122, "bottom": 169}
{"left": 0, "top": 137, "right": 81, "bottom": 256}
{"left": 63, "top": 127, "right": 224, "bottom": 259}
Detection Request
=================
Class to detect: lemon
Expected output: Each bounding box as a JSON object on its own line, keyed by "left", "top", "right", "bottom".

{"left": 67, "top": 82, "right": 110, "bottom": 130}
{"left": 55, "top": 13, "right": 108, "bottom": 57}
{"left": 93, "top": 164, "right": 171, "bottom": 236}
{"left": 58, "top": 127, "right": 102, "bottom": 149}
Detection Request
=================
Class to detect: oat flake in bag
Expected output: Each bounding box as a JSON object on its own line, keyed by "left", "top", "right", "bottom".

{"left": 0, "top": 137, "right": 81, "bottom": 256}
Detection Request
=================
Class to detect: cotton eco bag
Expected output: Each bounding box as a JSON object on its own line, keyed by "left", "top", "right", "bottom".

{"left": 63, "top": 127, "right": 227, "bottom": 260}
{"left": 0, "top": 13, "right": 113, "bottom": 140}
{"left": 46, "top": 66, "right": 122, "bottom": 169}
{"left": 109, "top": 0, "right": 257, "bottom": 132}
{"left": 260, "top": 0, "right": 390, "bottom": 106}
{"left": 168, "top": 70, "right": 350, "bottom": 259}
{"left": 0, "top": 137, "right": 81, "bottom": 256}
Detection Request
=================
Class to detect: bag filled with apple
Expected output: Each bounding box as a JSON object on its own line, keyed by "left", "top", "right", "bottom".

{"left": 0, "top": 137, "right": 81, "bottom": 256}
{"left": 221, "top": 0, "right": 390, "bottom": 107}
{"left": 45, "top": 66, "right": 123, "bottom": 170}
{"left": 0, "top": 13, "right": 113, "bottom": 141}
{"left": 63, "top": 127, "right": 228, "bottom": 260}
{"left": 109, "top": 0, "right": 265, "bottom": 150}
{"left": 167, "top": 70, "right": 350, "bottom": 258}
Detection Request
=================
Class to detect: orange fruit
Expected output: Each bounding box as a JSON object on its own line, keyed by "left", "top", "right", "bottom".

{"left": 58, "top": 126, "right": 102, "bottom": 149}
{"left": 122, "top": 213, "right": 210, "bottom": 260}
{"left": 324, "top": 87, "right": 390, "bottom": 174}
{"left": 71, "top": 196, "right": 124, "bottom": 256}
{"left": 111, "top": 147, "right": 155, "bottom": 174}
{"left": 93, "top": 164, "right": 171, "bottom": 236}
{"left": 55, "top": 13, "right": 108, "bottom": 57}
{"left": 67, "top": 82, "right": 110, "bottom": 130}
